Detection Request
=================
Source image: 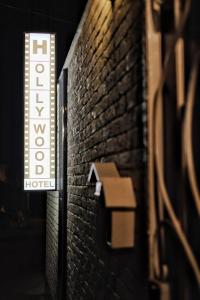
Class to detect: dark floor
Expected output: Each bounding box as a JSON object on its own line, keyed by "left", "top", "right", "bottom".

{"left": 0, "top": 218, "right": 52, "bottom": 300}
{"left": 0, "top": 272, "right": 51, "bottom": 300}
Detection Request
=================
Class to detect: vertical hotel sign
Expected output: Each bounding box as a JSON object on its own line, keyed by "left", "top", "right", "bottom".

{"left": 24, "top": 33, "right": 56, "bottom": 190}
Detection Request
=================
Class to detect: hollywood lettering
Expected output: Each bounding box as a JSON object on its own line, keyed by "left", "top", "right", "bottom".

{"left": 33, "top": 40, "right": 47, "bottom": 176}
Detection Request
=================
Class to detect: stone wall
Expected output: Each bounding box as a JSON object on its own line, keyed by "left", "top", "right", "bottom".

{"left": 66, "top": 0, "right": 148, "bottom": 299}
{"left": 46, "top": 191, "right": 59, "bottom": 299}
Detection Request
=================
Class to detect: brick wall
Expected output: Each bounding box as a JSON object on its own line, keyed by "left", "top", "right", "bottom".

{"left": 66, "top": 0, "right": 148, "bottom": 299}
{"left": 46, "top": 191, "right": 59, "bottom": 299}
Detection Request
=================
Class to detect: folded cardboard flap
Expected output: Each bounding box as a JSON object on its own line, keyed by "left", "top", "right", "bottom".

{"left": 111, "top": 211, "right": 135, "bottom": 248}
{"left": 88, "top": 162, "right": 120, "bottom": 183}
{"left": 102, "top": 177, "right": 136, "bottom": 208}
{"left": 88, "top": 163, "right": 136, "bottom": 208}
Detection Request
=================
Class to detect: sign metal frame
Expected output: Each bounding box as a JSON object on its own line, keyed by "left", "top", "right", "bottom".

{"left": 24, "top": 32, "right": 56, "bottom": 191}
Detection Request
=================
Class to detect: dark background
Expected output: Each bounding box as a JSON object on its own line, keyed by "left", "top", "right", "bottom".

{"left": 0, "top": 0, "right": 87, "bottom": 211}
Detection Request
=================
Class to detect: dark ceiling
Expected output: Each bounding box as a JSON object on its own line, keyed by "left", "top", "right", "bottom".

{"left": 0, "top": 0, "right": 87, "bottom": 183}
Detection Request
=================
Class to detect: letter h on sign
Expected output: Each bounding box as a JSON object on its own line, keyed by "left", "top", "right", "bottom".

{"left": 33, "top": 40, "right": 47, "bottom": 54}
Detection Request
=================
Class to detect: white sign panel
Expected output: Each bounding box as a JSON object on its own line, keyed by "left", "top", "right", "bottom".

{"left": 24, "top": 33, "right": 56, "bottom": 190}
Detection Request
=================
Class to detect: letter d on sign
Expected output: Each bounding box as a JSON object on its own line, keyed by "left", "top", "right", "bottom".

{"left": 36, "top": 165, "right": 44, "bottom": 175}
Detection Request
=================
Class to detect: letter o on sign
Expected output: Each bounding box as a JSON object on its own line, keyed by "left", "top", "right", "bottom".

{"left": 32, "top": 181, "right": 38, "bottom": 188}
{"left": 35, "top": 137, "right": 44, "bottom": 147}
{"left": 35, "top": 151, "right": 44, "bottom": 161}
{"left": 35, "top": 64, "right": 45, "bottom": 73}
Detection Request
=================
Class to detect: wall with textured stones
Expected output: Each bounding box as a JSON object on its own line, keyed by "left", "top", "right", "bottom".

{"left": 46, "top": 191, "right": 59, "bottom": 300}
{"left": 66, "top": 0, "right": 148, "bottom": 299}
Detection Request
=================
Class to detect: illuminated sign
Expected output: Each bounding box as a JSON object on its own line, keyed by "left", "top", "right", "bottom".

{"left": 24, "top": 33, "right": 56, "bottom": 190}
